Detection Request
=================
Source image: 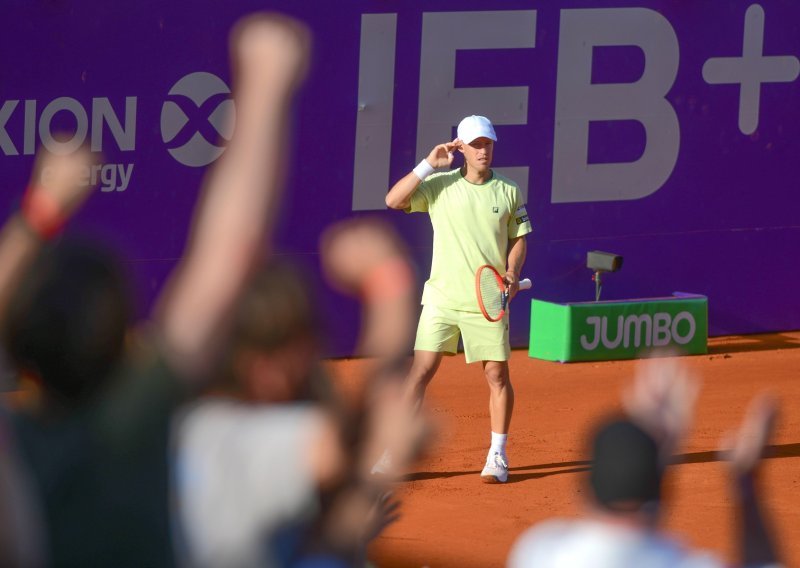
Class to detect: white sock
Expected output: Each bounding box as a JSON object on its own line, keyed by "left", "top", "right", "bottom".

{"left": 488, "top": 432, "right": 507, "bottom": 460}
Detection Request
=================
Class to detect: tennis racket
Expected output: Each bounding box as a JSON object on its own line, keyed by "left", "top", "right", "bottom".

{"left": 475, "top": 264, "right": 532, "bottom": 322}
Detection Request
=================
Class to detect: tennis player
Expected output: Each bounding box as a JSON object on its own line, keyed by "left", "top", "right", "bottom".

{"left": 379, "top": 115, "right": 532, "bottom": 483}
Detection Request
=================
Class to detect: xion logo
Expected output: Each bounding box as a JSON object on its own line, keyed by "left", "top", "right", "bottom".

{"left": 160, "top": 72, "right": 235, "bottom": 167}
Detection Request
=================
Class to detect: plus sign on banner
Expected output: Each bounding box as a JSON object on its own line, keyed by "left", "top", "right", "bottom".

{"left": 1, "top": 1, "right": 799, "bottom": 354}
{"left": 702, "top": 4, "right": 799, "bottom": 135}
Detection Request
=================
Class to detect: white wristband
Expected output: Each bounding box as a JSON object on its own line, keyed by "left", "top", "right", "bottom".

{"left": 412, "top": 159, "right": 435, "bottom": 181}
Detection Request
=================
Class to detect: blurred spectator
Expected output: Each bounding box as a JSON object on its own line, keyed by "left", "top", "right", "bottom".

{"left": 508, "top": 357, "right": 783, "bottom": 568}
{"left": 172, "top": 259, "right": 339, "bottom": 566}
{"left": 0, "top": 412, "right": 45, "bottom": 566}
{"left": 173, "top": 218, "right": 427, "bottom": 567}
{"left": 0, "top": 13, "right": 310, "bottom": 566}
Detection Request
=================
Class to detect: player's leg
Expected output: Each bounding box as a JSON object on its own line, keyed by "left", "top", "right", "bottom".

{"left": 459, "top": 311, "right": 512, "bottom": 483}
{"left": 480, "top": 360, "right": 513, "bottom": 483}
{"left": 484, "top": 360, "right": 514, "bottom": 435}
{"left": 404, "top": 304, "right": 460, "bottom": 409}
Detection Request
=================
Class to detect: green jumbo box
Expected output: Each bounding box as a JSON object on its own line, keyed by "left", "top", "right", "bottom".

{"left": 529, "top": 294, "right": 708, "bottom": 362}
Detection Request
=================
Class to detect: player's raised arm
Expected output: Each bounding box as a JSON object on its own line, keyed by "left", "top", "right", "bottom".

{"left": 155, "top": 15, "right": 311, "bottom": 379}
{"left": 385, "top": 140, "right": 458, "bottom": 210}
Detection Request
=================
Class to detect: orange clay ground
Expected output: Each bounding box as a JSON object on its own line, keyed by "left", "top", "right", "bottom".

{"left": 327, "top": 332, "right": 800, "bottom": 568}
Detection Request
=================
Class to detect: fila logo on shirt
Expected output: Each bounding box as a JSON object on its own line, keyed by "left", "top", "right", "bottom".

{"left": 492, "top": 207, "right": 499, "bottom": 213}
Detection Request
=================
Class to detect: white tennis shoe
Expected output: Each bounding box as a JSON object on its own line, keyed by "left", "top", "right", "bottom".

{"left": 480, "top": 452, "right": 509, "bottom": 483}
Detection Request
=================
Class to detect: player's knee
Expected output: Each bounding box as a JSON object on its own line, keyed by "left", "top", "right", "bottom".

{"left": 484, "top": 365, "right": 509, "bottom": 389}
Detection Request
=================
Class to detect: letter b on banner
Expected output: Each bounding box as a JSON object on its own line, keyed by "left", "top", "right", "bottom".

{"left": 552, "top": 8, "right": 680, "bottom": 203}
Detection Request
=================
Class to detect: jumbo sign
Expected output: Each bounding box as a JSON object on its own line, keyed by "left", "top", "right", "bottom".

{"left": 529, "top": 295, "right": 708, "bottom": 362}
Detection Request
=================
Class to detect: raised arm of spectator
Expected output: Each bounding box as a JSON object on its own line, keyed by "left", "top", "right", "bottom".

{"left": 156, "top": 15, "right": 310, "bottom": 379}
{"left": 310, "top": 218, "right": 429, "bottom": 563}
{"left": 722, "top": 395, "right": 783, "bottom": 568}
{"left": 623, "top": 354, "right": 700, "bottom": 463}
{"left": 627, "top": 358, "right": 783, "bottom": 567}
{"left": 320, "top": 218, "right": 416, "bottom": 359}
{"left": 0, "top": 147, "right": 95, "bottom": 326}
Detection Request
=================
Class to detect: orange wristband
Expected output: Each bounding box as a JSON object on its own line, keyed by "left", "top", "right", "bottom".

{"left": 21, "top": 187, "right": 66, "bottom": 240}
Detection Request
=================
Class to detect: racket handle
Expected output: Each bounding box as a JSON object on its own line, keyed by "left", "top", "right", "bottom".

{"left": 518, "top": 278, "right": 532, "bottom": 290}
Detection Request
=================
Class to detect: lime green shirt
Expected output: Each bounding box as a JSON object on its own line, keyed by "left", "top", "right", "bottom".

{"left": 407, "top": 169, "right": 533, "bottom": 311}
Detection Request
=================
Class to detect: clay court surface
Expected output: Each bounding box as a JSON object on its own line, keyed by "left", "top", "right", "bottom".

{"left": 328, "top": 333, "right": 800, "bottom": 568}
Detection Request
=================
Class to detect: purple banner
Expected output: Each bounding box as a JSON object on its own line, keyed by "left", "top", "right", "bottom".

{"left": 2, "top": 1, "right": 799, "bottom": 355}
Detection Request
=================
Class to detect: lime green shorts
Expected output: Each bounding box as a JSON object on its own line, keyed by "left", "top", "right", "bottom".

{"left": 414, "top": 304, "right": 510, "bottom": 364}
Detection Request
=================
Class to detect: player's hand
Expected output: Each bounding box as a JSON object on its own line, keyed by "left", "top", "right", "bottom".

{"left": 504, "top": 271, "right": 520, "bottom": 300}
{"left": 425, "top": 139, "right": 459, "bottom": 169}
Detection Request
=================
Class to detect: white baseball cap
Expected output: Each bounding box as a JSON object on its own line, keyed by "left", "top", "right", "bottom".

{"left": 457, "top": 115, "right": 497, "bottom": 144}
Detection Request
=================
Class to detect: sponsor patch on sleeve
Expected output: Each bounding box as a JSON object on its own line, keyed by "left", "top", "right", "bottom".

{"left": 514, "top": 204, "right": 530, "bottom": 225}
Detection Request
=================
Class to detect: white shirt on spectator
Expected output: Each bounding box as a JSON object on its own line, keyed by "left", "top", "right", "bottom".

{"left": 173, "top": 399, "right": 324, "bottom": 568}
{"left": 508, "top": 518, "right": 725, "bottom": 568}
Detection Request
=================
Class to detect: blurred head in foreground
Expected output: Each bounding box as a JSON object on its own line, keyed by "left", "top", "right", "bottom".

{"left": 3, "top": 239, "right": 130, "bottom": 407}
{"left": 589, "top": 418, "right": 664, "bottom": 523}
{"left": 222, "top": 259, "right": 326, "bottom": 404}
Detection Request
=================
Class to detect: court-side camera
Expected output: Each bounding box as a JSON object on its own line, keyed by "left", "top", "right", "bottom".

{"left": 587, "top": 251, "right": 623, "bottom": 301}
{"left": 587, "top": 251, "right": 623, "bottom": 274}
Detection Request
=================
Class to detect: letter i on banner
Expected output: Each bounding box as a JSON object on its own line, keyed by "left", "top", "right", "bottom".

{"left": 352, "top": 13, "right": 397, "bottom": 211}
